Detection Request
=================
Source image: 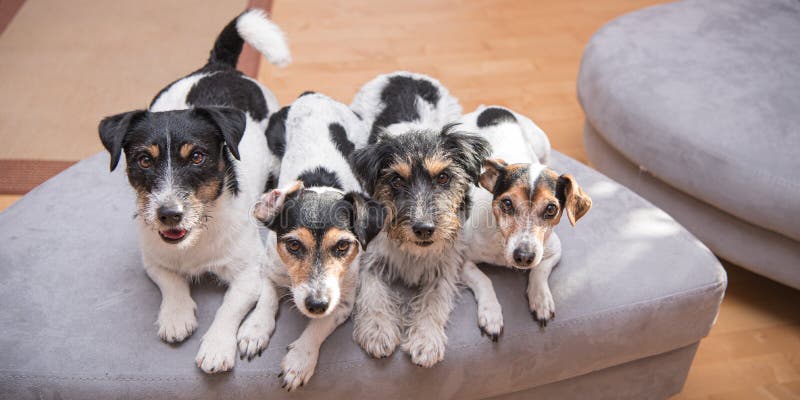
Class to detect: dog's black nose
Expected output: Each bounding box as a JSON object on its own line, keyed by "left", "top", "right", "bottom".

{"left": 412, "top": 222, "right": 435, "bottom": 240}
{"left": 305, "top": 298, "right": 329, "bottom": 315}
{"left": 513, "top": 247, "right": 535, "bottom": 266}
{"left": 157, "top": 206, "right": 183, "bottom": 226}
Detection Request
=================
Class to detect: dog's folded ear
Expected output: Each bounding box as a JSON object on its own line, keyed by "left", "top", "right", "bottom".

{"left": 195, "top": 107, "right": 246, "bottom": 160}
{"left": 253, "top": 181, "right": 304, "bottom": 229}
{"left": 349, "top": 138, "right": 396, "bottom": 194}
{"left": 98, "top": 110, "right": 147, "bottom": 171}
{"left": 556, "top": 174, "right": 592, "bottom": 226}
{"left": 479, "top": 158, "right": 508, "bottom": 193}
{"left": 440, "top": 124, "right": 492, "bottom": 186}
{"left": 343, "top": 191, "right": 386, "bottom": 248}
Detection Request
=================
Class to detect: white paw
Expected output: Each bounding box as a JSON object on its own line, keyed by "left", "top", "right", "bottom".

{"left": 402, "top": 327, "right": 446, "bottom": 368}
{"left": 279, "top": 340, "right": 319, "bottom": 391}
{"left": 528, "top": 287, "right": 555, "bottom": 327}
{"left": 477, "top": 300, "right": 504, "bottom": 341}
{"left": 195, "top": 331, "right": 237, "bottom": 373}
{"left": 354, "top": 314, "right": 401, "bottom": 359}
{"left": 237, "top": 313, "right": 275, "bottom": 361}
{"left": 156, "top": 299, "right": 197, "bottom": 343}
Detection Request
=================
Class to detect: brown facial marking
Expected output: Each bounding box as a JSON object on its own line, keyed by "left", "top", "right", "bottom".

{"left": 147, "top": 144, "right": 160, "bottom": 158}
{"left": 388, "top": 161, "right": 411, "bottom": 179}
{"left": 423, "top": 156, "right": 451, "bottom": 177}
{"left": 179, "top": 143, "right": 195, "bottom": 159}
{"left": 320, "top": 228, "right": 359, "bottom": 280}
{"left": 195, "top": 178, "right": 222, "bottom": 203}
{"left": 276, "top": 228, "right": 316, "bottom": 286}
{"left": 491, "top": 166, "right": 561, "bottom": 245}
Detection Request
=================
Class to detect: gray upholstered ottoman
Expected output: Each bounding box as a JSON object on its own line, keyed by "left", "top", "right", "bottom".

{"left": 578, "top": 0, "right": 800, "bottom": 289}
{"left": 0, "top": 152, "right": 725, "bottom": 399}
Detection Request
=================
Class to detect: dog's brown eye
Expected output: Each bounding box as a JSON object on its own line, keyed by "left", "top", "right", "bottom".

{"left": 435, "top": 172, "right": 450, "bottom": 185}
{"left": 138, "top": 155, "right": 152, "bottom": 169}
{"left": 285, "top": 239, "right": 302, "bottom": 253}
{"left": 544, "top": 203, "right": 558, "bottom": 218}
{"left": 334, "top": 240, "right": 350, "bottom": 255}
{"left": 391, "top": 176, "right": 405, "bottom": 189}
{"left": 190, "top": 151, "right": 205, "bottom": 165}
{"left": 500, "top": 198, "right": 514, "bottom": 214}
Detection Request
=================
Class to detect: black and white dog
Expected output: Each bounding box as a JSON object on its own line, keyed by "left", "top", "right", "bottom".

{"left": 458, "top": 106, "right": 591, "bottom": 336}
{"left": 241, "top": 93, "right": 385, "bottom": 390}
{"left": 349, "top": 72, "right": 491, "bottom": 367}
{"left": 97, "top": 9, "right": 290, "bottom": 373}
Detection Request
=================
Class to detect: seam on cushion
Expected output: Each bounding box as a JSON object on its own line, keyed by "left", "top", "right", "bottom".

{"left": 583, "top": 98, "right": 800, "bottom": 240}
{"left": 582, "top": 120, "right": 799, "bottom": 241}
{"left": 0, "top": 279, "right": 726, "bottom": 384}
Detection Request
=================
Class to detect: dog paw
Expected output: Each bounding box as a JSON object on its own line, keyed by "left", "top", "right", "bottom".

{"left": 195, "top": 331, "right": 237, "bottom": 373}
{"left": 402, "top": 328, "right": 446, "bottom": 368}
{"left": 156, "top": 299, "right": 197, "bottom": 343}
{"left": 528, "top": 289, "right": 555, "bottom": 328}
{"left": 354, "top": 316, "right": 401, "bottom": 358}
{"left": 478, "top": 301, "right": 504, "bottom": 341}
{"left": 279, "top": 340, "right": 319, "bottom": 391}
{"left": 237, "top": 314, "right": 275, "bottom": 361}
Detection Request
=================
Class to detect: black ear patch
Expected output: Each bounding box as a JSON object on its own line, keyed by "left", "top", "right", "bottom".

{"left": 369, "top": 75, "right": 441, "bottom": 144}
{"left": 297, "top": 166, "right": 343, "bottom": 190}
{"left": 350, "top": 136, "right": 400, "bottom": 194}
{"left": 266, "top": 106, "right": 290, "bottom": 158}
{"left": 476, "top": 107, "right": 517, "bottom": 128}
{"left": 98, "top": 110, "right": 147, "bottom": 171}
{"left": 194, "top": 107, "right": 246, "bottom": 160}
{"left": 344, "top": 192, "right": 386, "bottom": 248}
{"left": 329, "top": 123, "right": 355, "bottom": 158}
{"left": 299, "top": 90, "right": 316, "bottom": 97}
{"left": 440, "top": 124, "right": 492, "bottom": 185}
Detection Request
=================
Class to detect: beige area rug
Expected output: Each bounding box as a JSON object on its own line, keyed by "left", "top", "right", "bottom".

{"left": 0, "top": 0, "right": 256, "bottom": 192}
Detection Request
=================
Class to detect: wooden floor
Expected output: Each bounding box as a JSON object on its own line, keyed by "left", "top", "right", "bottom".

{"left": 262, "top": 0, "right": 665, "bottom": 164}
{"left": 257, "top": 1, "right": 800, "bottom": 399}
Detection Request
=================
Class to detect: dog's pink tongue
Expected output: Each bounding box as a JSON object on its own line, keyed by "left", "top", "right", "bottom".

{"left": 161, "top": 229, "right": 187, "bottom": 240}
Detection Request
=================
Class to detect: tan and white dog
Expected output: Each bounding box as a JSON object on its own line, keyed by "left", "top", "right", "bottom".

{"left": 458, "top": 106, "right": 591, "bottom": 338}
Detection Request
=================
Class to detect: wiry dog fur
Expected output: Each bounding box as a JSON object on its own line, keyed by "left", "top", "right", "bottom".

{"left": 458, "top": 105, "right": 591, "bottom": 338}
{"left": 349, "top": 72, "right": 490, "bottom": 367}
{"left": 242, "top": 93, "right": 385, "bottom": 391}
{"left": 97, "top": 9, "right": 290, "bottom": 373}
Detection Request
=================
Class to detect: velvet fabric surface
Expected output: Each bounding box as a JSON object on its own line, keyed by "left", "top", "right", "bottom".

{"left": 586, "top": 122, "right": 800, "bottom": 290}
{"left": 0, "top": 152, "right": 725, "bottom": 399}
{"left": 578, "top": 0, "right": 800, "bottom": 242}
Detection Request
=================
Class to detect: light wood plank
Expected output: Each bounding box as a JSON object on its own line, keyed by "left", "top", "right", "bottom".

{"left": 0, "top": 194, "right": 20, "bottom": 212}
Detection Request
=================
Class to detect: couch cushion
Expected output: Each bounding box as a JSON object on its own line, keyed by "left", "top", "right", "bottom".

{"left": 0, "top": 152, "right": 726, "bottom": 399}
{"left": 578, "top": 0, "right": 800, "bottom": 242}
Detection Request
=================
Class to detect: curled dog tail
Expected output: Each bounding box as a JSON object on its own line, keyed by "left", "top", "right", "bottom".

{"left": 208, "top": 9, "right": 291, "bottom": 69}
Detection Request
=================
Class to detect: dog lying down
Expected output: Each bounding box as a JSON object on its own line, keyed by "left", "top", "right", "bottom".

{"left": 349, "top": 71, "right": 491, "bottom": 367}
{"left": 97, "top": 9, "right": 289, "bottom": 373}
{"left": 458, "top": 105, "right": 592, "bottom": 339}
{"left": 241, "top": 93, "right": 386, "bottom": 391}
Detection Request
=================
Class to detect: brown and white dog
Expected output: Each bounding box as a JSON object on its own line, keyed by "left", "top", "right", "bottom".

{"left": 458, "top": 106, "right": 591, "bottom": 338}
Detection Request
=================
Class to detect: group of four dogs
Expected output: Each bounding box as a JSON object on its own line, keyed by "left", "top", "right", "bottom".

{"left": 98, "top": 10, "right": 592, "bottom": 391}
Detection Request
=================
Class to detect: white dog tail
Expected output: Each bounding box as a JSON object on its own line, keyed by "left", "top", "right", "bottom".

{"left": 208, "top": 9, "right": 291, "bottom": 70}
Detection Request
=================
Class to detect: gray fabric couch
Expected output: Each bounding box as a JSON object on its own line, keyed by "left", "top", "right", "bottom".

{"left": 578, "top": 0, "right": 800, "bottom": 289}
{"left": 0, "top": 151, "right": 725, "bottom": 399}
